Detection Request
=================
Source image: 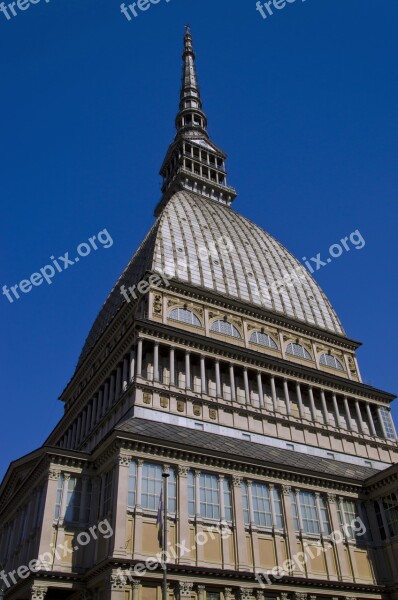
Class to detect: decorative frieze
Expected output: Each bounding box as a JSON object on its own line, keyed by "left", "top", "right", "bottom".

{"left": 31, "top": 587, "right": 48, "bottom": 600}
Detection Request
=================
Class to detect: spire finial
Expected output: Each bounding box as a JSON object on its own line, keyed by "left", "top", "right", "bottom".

{"left": 155, "top": 28, "right": 237, "bottom": 215}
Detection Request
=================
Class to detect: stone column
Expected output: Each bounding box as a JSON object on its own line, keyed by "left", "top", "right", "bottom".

{"left": 270, "top": 376, "right": 278, "bottom": 412}
{"left": 355, "top": 401, "right": 365, "bottom": 434}
{"left": 200, "top": 356, "right": 206, "bottom": 394}
{"left": 130, "top": 348, "right": 136, "bottom": 382}
{"left": 320, "top": 391, "right": 329, "bottom": 424}
{"left": 243, "top": 368, "right": 250, "bottom": 405}
{"left": 109, "top": 373, "right": 116, "bottom": 406}
{"left": 37, "top": 470, "right": 62, "bottom": 567}
{"left": 112, "top": 454, "right": 131, "bottom": 557}
{"left": 115, "top": 365, "right": 122, "bottom": 400}
{"left": 122, "top": 357, "right": 128, "bottom": 391}
{"left": 103, "top": 382, "right": 109, "bottom": 414}
{"left": 215, "top": 360, "right": 222, "bottom": 397}
{"left": 327, "top": 493, "right": 352, "bottom": 581}
{"left": 269, "top": 484, "right": 284, "bottom": 567}
{"left": 283, "top": 380, "right": 291, "bottom": 415}
{"left": 296, "top": 383, "right": 305, "bottom": 419}
{"left": 232, "top": 475, "right": 249, "bottom": 570}
{"left": 170, "top": 347, "right": 175, "bottom": 386}
{"left": 197, "top": 585, "right": 206, "bottom": 600}
{"left": 230, "top": 365, "right": 236, "bottom": 402}
{"left": 185, "top": 351, "right": 191, "bottom": 389}
{"left": 132, "top": 580, "right": 140, "bottom": 600}
{"left": 332, "top": 394, "right": 341, "bottom": 428}
{"left": 308, "top": 387, "right": 317, "bottom": 421}
{"left": 257, "top": 372, "right": 264, "bottom": 407}
{"left": 281, "top": 485, "right": 300, "bottom": 574}
{"left": 366, "top": 404, "right": 377, "bottom": 436}
{"left": 194, "top": 470, "right": 201, "bottom": 519}
{"left": 86, "top": 404, "right": 92, "bottom": 434}
{"left": 177, "top": 465, "right": 191, "bottom": 564}
{"left": 59, "top": 473, "right": 70, "bottom": 523}
{"left": 133, "top": 460, "right": 144, "bottom": 558}
{"left": 343, "top": 397, "right": 352, "bottom": 430}
{"left": 79, "top": 477, "right": 89, "bottom": 523}
{"left": 109, "top": 571, "right": 127, "bottom": 600}
{"left": 154, "top": 342, "right": 160, "bottom": 382}
{"left": 136, "top": 339, "right": 143, "bottom": 377}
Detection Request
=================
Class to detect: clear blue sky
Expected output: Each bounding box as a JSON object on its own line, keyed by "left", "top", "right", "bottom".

{"left": 1, "top": 0, "right": 397, "bottom": 479}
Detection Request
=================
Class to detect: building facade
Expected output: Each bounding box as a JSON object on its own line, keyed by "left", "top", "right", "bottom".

{"left": 1, "top": 26, "right": 398, "bottom": 600}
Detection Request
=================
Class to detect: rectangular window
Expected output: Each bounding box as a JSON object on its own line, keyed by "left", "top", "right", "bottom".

{"left": 272, "top": 486, "right": 284, "bottom": 529}
{"left": 379, "top": 407, "right": 396, "bottom": 440}
{"left": 200, "top": 473, "right": 220, "bottom": 520}
{"left": 102, "top": 469, "right": 114, "bottom": 517}
{"left": 290, "top": 490, "right": 300, "bottom": 530}
{"left": 141, "top": 463, "right": 176, "bottom": 512}
{"left": 299, "top": 491, "right": 320, "bottom": 534}
{"left": 128, "top": 461, "right": 137, "bottom": 507}
{"left": 54, "top": 475, "right": 64, "bottom": 520}
{"left": 252, "top": 483, "right": 272, "bottom": 528}
{"left": 188, "top": 471, "right": 195, "bottom": 517}
{"left": 223, "top": 478, "right": 233, "bottom": 522}
{"left": 382, "top": 493, "right": 398, "bottom": 537}
{"left": 242, "top": 481, "right": 250, "bottom": 526}
{"left": 35, "top": 486, "right": 45, "bottom": 528}
{"left": 65, "top": 477, "right": 82, "bottom": 523}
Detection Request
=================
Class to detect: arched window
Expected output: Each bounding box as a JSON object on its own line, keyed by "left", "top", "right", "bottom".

{"left": 210, "top": 320, "right": 241, "bottom": 339}
{"left": 169, "top": 308, "right": 201, "bottom": 327}
{"left": 320, "top": 353, "right": 344, "bottom": 371}
{"left": 250, "top": 331, "right": 278, "bottom": 349}
{"left": 286, "top": 342, "right": 312, "bottom": 360}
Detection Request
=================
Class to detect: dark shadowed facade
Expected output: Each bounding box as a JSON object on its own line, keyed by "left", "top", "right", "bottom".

{"left": 1, "top": 26, "right": 398, "bottom": 600}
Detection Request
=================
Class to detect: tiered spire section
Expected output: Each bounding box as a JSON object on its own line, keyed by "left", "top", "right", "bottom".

{"left": 155, "top": 26, "right": 237, "bottom": 216}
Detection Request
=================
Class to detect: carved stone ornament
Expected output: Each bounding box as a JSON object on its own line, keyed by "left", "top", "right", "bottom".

{"left": 110, "top": 573, "right": 127, "bottom": 590}
{"left": 31, "top": 587, "right": 48, "bottom": 600}
{"left": 239, "top": 588, "right": 252, "bottom": 600}
{"left": 232, "top": 475, "right": 242, "bottom": 487}
{"left": 153, "top": 294, "right": 163, "bottom": 316}
{"left": 327, "top": 493, "right": 337, "bottom": 503}
{"left": 294, "top": 594, "right": 307, "bottom": 600}
{"left": 48, "top": 469, "right": 61, "bottom": 481}
{"left": 209, "top": 408, "right": 217, "bottom": 420}
{"left": 160, "top": 395, "right": 169, "bottom": 408}
{"left": 119, "top": 455, "right": 132, "bottom": 467}
{"left": 143, "top": 392, "right": 152, "bottom": 405}
{"left": 179, "top": 581, "right": 194, "bottom": 598}
{"left": 282, "top": 484, "right": 291, "bottom": 496}
{"left": 193, "top": 404, "right": 202, "bottom": 416}
{"left": 177, "top": 400, "right": 185, "bottom": 412}
{"left": 224, "top": 589, "right": 235, "bottom": 600}
{"left": 178, "top": 465, "right": 189, "bottom": 478}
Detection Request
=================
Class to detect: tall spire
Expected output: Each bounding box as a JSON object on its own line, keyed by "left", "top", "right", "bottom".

{"left": 154, "top": 27, "right": 237, "bottom": 217}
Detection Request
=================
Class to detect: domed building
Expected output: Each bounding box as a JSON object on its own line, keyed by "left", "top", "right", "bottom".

{"left": 1, "top": 26, "right": 398, "bottom": 600}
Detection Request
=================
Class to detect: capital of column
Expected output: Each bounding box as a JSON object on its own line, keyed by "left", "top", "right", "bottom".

{"left": 327, "top": 492, "right": 337, "bottom": 503}
{"left": 178, "top": 465, "right": 189, "bottom": 478}
{"left": 119, "top": 454, "right": 132, "bottom": 467}
{"left": 31, "top": 587, "right": 48, "bottom": 600}
{"left": 163, "top": 464, "right": 170, "bottom": 475}
{"left": 282, "top": 484, "right": 291, "bottom": 496}
{"left": 48, "top": 469, "right": 61, "bottom": 481}
{"left": 232, "top": 474, "right": 242, "bottom": 487}
{"left": 239, "top": 588, "right": 253, "bottom": 600}
{"left": 110, "top": 572, "right": 127, "bottom": 590}
{"left": 178, "top": 581, "right": 193, "bottom": 599}
{"left": 224, "top": 589, "right": 235, "bottom": 600}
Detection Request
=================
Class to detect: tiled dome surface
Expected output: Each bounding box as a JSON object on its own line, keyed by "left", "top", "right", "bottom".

{"left": 77, "top": 191, "right": 344, "bottom": 368}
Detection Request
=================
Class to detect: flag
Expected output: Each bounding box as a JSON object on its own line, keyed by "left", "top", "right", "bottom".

{"left": 157, "top": 486, "right": 163, "bottom": 547}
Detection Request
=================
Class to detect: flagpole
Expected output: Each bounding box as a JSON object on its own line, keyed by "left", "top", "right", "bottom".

{"left": 162, "top": 472, "right": 169, "bottom": 600}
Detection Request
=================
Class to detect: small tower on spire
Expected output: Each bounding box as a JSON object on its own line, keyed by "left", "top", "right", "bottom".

{"left": 155, "top": 27, "right": 237, "bottom": 216}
